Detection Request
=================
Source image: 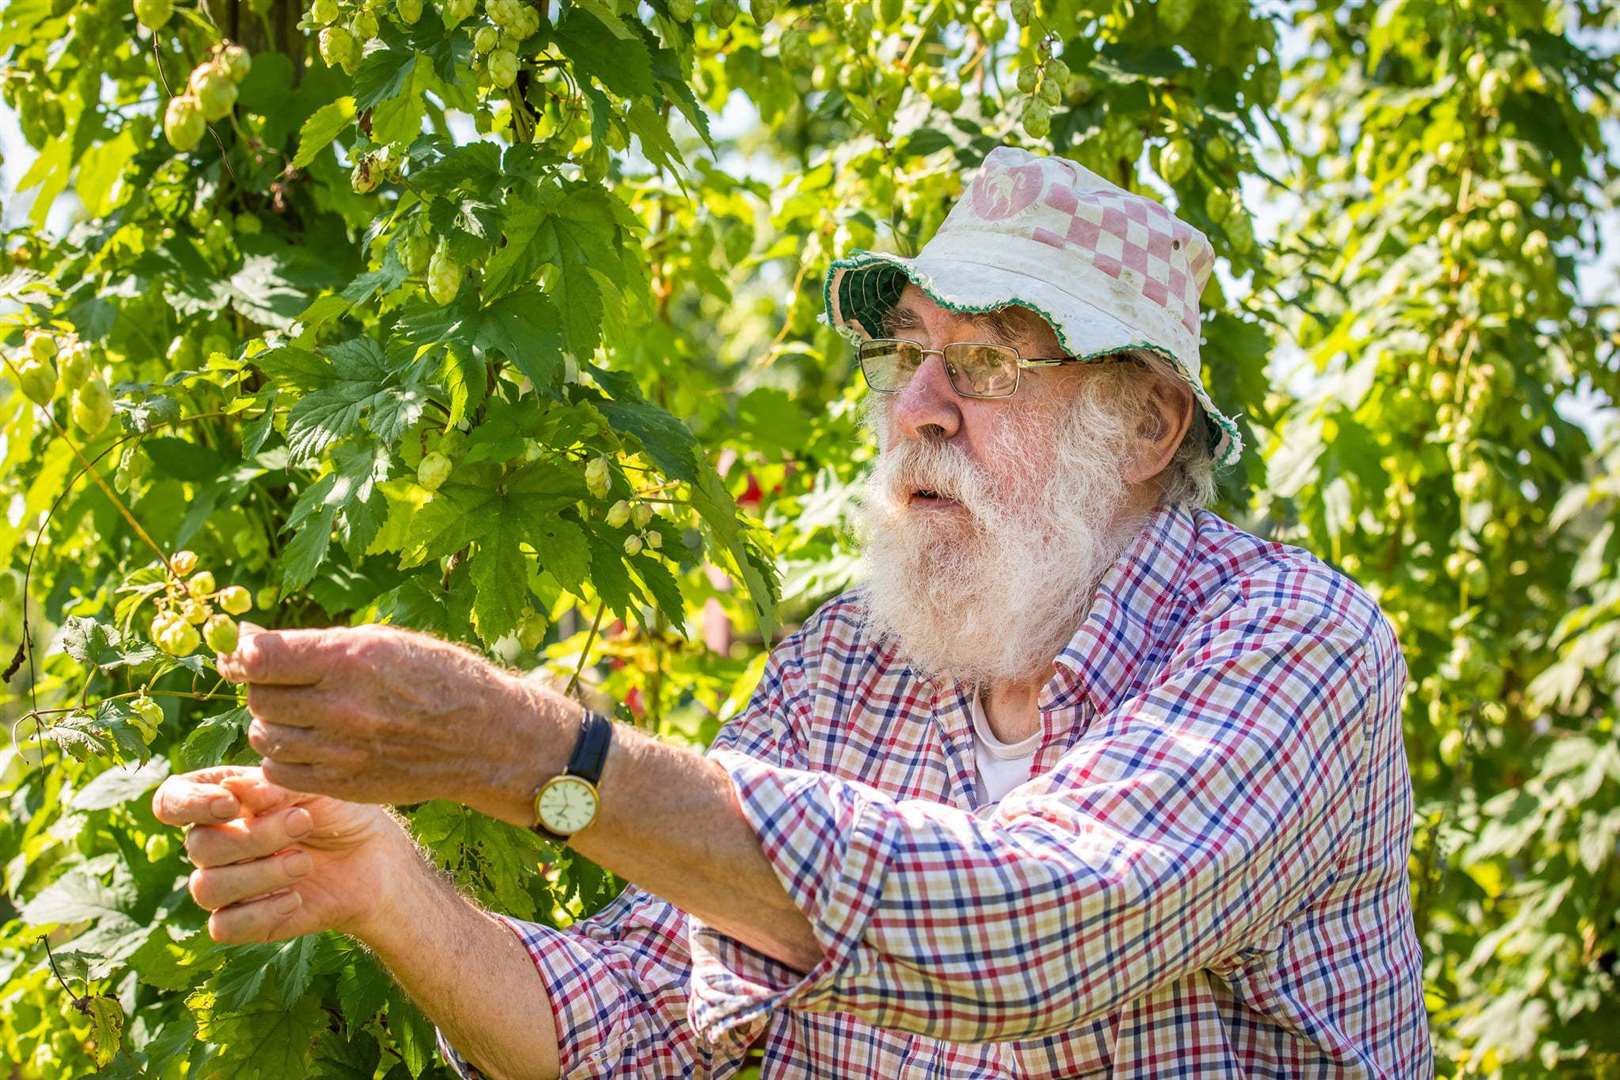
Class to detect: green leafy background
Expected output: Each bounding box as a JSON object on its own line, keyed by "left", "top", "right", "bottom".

{"left": 0, "top": 0, "right": 1616, "bottom": 1075}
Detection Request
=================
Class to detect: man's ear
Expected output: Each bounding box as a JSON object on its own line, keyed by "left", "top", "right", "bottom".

{"left": 1123, "top": 373, "right": 1194, "bottom": 487}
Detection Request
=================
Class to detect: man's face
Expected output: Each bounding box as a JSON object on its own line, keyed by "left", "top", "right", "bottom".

{"left": 871, "top": 286, "right": 1083, "bottom": 515}
{"left": 853, "top": 286, "right": 1148, "bottom": 687}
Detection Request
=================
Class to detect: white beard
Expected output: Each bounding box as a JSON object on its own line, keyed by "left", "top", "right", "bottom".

{"left": 851, "top": 388, "right": 1147, "bottom": 688}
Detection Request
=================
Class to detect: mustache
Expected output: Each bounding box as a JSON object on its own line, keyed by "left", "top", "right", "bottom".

{"left": 875, "top": 437, "right": 987, "bottom": 507}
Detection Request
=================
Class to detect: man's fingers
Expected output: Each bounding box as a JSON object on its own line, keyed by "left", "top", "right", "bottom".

{"left": 189, "top": 848, "right": 313, "bottom": 911}
{"left": 184, "top": 805, "right": 316, "bottom": 868}
{"left": 207, "top": 889, "right": 306, "bottom": 945}
{"left": 243, "top": 683, "right": 326, "bottom": 730}
{"left": 218, "top": 770, "right": 304, "bottom": 816}
{"left": 150, "top": 768, "right": 256, "bottom": 825}
{"left": 247, "top": 716, "right": 332, "bottom": 764}
{"left": 261, "top": 759, "right": 334, "bottom": 798}
{"left": 216, "top": 626, "right": 341, "bottom": 687}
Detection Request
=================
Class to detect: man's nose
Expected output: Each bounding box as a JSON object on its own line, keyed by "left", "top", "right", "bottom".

{"left": 890, "top": 353, "right": 963, "bottom": 441}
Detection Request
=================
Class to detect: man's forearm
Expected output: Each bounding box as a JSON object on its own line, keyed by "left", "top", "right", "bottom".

{"left": 488, "top": 677, "right": 824, "bottom": 974}
{"left": 356, "top": 835, "right": 561, "bottom": 1080}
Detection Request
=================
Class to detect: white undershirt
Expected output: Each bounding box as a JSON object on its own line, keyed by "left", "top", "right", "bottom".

{"left": 970, "top": 693, "right": 1041, "bottom": 803}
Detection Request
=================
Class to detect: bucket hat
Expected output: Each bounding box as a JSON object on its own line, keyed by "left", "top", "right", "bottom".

{"left": 823, "top": 145, "right": 1243, "bottom": 467}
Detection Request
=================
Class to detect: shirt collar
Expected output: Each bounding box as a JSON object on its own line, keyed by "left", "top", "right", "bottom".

{"left": 1045, "top": 504, "right": 1203, "bottom": 717}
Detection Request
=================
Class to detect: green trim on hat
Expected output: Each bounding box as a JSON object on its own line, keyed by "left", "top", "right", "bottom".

{"left": 823, "top": 249, "right": 1244, "bottom": 469}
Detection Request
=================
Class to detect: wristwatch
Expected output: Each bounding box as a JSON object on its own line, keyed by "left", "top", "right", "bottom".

{"left": 530, "top": 709, "right": 613, "bottom": 843}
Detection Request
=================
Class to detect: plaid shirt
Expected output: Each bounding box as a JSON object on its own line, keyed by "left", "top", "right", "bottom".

{"left": 437, "top": 505, "right": 1432, "bottom": 1078}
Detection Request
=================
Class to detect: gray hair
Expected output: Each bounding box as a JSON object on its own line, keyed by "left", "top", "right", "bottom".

{"left": 1083, "top": 348, "right": 1220, "bottom": 510}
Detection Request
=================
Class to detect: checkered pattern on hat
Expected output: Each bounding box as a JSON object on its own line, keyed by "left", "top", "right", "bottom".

{"left": 939, "top": 149, "right": 1215, "bottom": 347}
{"left": 1029, "top": 180, "right": 1213, "bottom": 338}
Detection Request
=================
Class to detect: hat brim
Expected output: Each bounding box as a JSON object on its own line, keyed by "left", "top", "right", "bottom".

{"left": 824, "top": 250, "right": 1243, "bottom": 469}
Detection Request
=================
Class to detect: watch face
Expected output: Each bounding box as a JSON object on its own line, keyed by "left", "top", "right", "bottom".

{"left": 537, "top": 777, "right": 599, "bottom": 835}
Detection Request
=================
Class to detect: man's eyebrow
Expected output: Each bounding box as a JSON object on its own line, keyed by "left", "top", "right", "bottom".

{"left": 880, "top": 305, "right": 922, "bottom": 334}
{"left": 968, "top": 311, "right": 1020, "bottom": 346}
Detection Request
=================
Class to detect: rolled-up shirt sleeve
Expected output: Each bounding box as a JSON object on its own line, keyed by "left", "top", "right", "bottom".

{"left": 435, "top": 887, "right": 740, "bottom": 1079}
{"left": 686, "top": 603, "right": 1375, "bottom": 1047}
{"left": 435, "top": 641, "right": 814, "bottom": 1078}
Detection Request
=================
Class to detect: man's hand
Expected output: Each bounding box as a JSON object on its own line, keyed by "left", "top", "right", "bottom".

{"left": 151, "top": 765, "right": 417, "bottom": 943}
{"left": 215, "top": 623, "right": 569, "bottom": 822}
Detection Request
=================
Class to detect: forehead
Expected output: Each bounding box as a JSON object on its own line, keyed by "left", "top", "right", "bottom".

{"left": 882, "top": 285, "right": 1058, "bottom": 349}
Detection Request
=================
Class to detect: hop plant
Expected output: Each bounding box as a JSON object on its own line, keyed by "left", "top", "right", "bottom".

{"left": 312, "top": 0, "right": 339, "bottom": 22}
{"left": 397, "top": 0, "right": 424, "bottom": 22}
{"left": 217, "top": 585, "right": 253, "bottom": 615}
{"left": 1022, "top": 97, "right": 1051, "bottom": 138}
{"left": 441, "top": 0, "right": 477, "bottom": 28}
{"left": 163, "top": 95, "right": 205, "bottom": 151}
{"left": 319, "top": 26, "right": 360, "bottom": 73}
{"left": 15, "top": 357, "right": 56, "bottom": 405}
{"left": 632, "top": 502, "right": 653, "bottom": 528}
{"left": 130, "top": 696, "right": 164, "bottom": 742}
{"left": 417, "top": 450, "right": 453, "bottom": 491}
{"left": 203, "top": 614, "right": 238, "bottom": 654}
{"left": 473, "top": 25, "right": 499, "bottom": 52}
{"left": 189, "top": 63, "right": 238, "bottom": 121}
{"left": 25, "top": 330, "right": 57, "bottom": 363}
{"left": 71, "top": 377, "right": 113, "bottom": 436}
{"left": 151, "top": 611, "right": 200, "bottom": 656}
{"left": 585, "top": 456, "right": 612, "bottom": 497}
{"left": 1158, "top": 138, "right": 1194, "bottom": 184}
{"left": 749, "top": 0, "right": 775, "bottom": 22}
{"left": 711, "top": 0, "right": 739, "bottom": 28}
{"left": 929, "top": 79, "right": 963, "bottom": 111}
{"left": 426, "top": 241, "right": 463, "bottom": 304}
{"left": 488, "top": 48, "right": 519, "bottom": 88}
{"left": 133, "top": 0, "right": 172, "bottom": 29}
{"left": 351, "top": 156, "right": 381, "bottom": 194}
{"left": 218, "top": 43, "right": 253, "bottom": 82}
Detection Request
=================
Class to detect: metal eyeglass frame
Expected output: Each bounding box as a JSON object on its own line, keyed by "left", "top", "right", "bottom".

{"left": 856, "top": 337, "right": 1132, "bottom": 400}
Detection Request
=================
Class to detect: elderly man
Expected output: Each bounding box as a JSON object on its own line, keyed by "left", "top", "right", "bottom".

{"left": 153, "top": 147, "right": 1432, "bottom": 1077}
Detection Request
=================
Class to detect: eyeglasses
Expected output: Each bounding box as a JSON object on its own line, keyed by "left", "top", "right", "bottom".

{"left": 856, "top": 338, "right": 1091, "bottom": 400}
